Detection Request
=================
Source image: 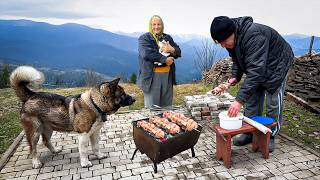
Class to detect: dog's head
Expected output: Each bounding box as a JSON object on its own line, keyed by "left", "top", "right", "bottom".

{"left": 92, "top": 78, "right": 135, "bottom": 114}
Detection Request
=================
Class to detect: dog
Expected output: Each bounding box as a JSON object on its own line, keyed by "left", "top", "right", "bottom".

{"left": 10, "top": 66, "right": 135, "bottom": 168}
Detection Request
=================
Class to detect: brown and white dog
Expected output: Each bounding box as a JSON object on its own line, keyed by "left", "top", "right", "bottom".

{"left": 10, "top": 66, "right": 135, "bottom": 168}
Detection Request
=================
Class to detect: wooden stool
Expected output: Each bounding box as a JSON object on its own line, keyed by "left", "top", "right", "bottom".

{"left": 211, "top": 122, "right": 277, "bottom": 168}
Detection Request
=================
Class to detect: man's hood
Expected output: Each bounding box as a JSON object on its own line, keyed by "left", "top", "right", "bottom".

{"left": 232, "top": 16, "right": 253, "bottom": 43}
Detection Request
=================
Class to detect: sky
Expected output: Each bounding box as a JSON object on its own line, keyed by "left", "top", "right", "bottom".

{"left": 0, "top": 0, "right": 319, "bottom": 37}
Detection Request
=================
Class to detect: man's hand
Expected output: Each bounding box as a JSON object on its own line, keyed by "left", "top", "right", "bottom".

{"left": 228, "top": 100, "right": 242, "bottom": 117}
{"left": 160, "top": 41, "right": 175, "bottom": 53}
{"left": 228, "top": 78, "right": 238, "bottom": 86}
{"left": 166, "top": 57, "right": 174, "bottom": 66}
{"left": 212, "top": 86, "right": 223, "bottom": 95}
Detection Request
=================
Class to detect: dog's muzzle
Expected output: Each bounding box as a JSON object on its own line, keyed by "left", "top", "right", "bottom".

{"left": 120, "top": 94, "right": 135, "bottom": 107}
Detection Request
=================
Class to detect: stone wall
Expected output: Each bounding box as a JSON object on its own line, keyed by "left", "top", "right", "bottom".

{"left": 202, "top": 57, "right": 234, "bottom": 86}
{"left": 184, "top": 92, "right": 235, "bottom": 123}
{"left": 286, "top": 53, "right": 320, "bottom": 103}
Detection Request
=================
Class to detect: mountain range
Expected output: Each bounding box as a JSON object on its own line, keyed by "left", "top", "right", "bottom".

{"left": 0, "top": 19, "right": 319, "bottom": 85}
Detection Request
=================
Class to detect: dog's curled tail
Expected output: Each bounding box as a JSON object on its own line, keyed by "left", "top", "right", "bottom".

{"left": 10, "top": 66, "right": 45, "bottom": 102}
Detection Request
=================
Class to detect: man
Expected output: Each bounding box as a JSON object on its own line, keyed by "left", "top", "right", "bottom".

{"left": 210, "top": 16, "right": 293, "bottom": 152}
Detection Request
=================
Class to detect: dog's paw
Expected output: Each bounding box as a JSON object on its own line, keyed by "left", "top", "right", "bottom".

{"left": 32, "top": 158, "right": 42, "bottom": 168}
{"left": 52, "top": 147, "right": 62, "bottom": 154}
{"left": 80, "top": 159, "right": 93, "bottom": 168}
{"left": 96, "top": 152, "right": 108, "bottom": 159}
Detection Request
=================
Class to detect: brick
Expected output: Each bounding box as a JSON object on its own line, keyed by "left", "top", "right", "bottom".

{"left": 80, "top": 171, "right": 93, "bottom": 179}
{"left": 163, "top": 168, "right": 178, "bottom": 176}
{"left": 93, "top": 167, "right": 115, "bottom": 176}
{"left": 244, "top": 172, "right": 267, "bottom": 179}
{"left": 283, "top": 173, "right": 298, "bottom": 180}
{"left": 201, "top": 116, "right": 212, "bottom": 121}
{"left": 126, "top": 163, "right": 141, "bottom": 169}
{"left": 36, "top": 172, "right": 53, "bottom": 180}
{"left": 201, "top": 111, "right": 211, "bottom": 116}
{"left": 292, "top": 170, "right": 314, "bottom": 179}
{"left": 21, "top": 169, "right": 40, "bottom": 176}
{"left": 191, "top": 111, "right": 201, "bottom": 117}
{"left": 120, "top": 170, "right": 132, "bottom": 177}
{"left": 119, "top": 175, "right": 142, "bottom": 180}
{"left": 192, "top": 107, "right": 202, "bottom": 111}
{"left": 201, "top": 107, "right": 210, "bottom": 111}
{"left": 101, "top": 174, "right": 113, "bottom": 180}
{"left": 61, "top": 175, "right": 73, "bottom": 180}
{"left": 140, "top": 173, "right": 153, "bottom": 180}
{"left": 228, "top": 168, "right": 250, "bottom": 177}
{"left": 216, "top": 171, "right": 232, "bottom": 179}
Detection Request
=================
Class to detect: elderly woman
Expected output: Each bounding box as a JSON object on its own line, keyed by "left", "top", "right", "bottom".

{"left": 137, "top": 15, "right": 181, "bottom": 108}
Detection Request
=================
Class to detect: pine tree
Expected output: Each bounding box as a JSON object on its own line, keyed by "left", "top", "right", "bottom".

{"left": 130, "top": 73, "right": 137, "bottom": 84}
{"left": 0, "top": 64, "right": 10, "bottom": 88}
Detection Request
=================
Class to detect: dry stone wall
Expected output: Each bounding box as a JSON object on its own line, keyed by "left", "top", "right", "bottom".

{"left": 202, "top": 57, "right": 233, "bottom": 86}
{"left": 286, "top": 53, "right": 320, "bottom": 104}
{"left": 184, "top": 92, "right": 235, "bottom": 123}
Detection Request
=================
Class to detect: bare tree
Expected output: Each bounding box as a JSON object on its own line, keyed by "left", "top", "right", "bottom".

{"left": 194, "top": 39, "right": 217, "bottom": 74}
{"left": 85, "top": 69, "right": 103, "bottom": 86}
{"left": 194, "top": 39, "right": 216, "bottom": 72}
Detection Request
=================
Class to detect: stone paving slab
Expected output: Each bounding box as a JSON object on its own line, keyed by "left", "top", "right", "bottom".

{"left": 0, "top": 109, "right": 319, "bottom": 180}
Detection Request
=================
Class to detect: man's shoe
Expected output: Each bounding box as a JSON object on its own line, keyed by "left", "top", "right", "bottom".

{"left": 233, "top": 133, "right": 253, "bottom": 146}
{"left": 269, "top": 137, "right": 275, "bottom": 152}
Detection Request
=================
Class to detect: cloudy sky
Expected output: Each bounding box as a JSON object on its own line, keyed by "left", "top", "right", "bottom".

{"left": 0, "top": 0, "right": 319, "bottom": 36}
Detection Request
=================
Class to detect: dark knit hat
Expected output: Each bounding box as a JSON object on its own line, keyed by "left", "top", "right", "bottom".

{"left": 210, "top": 16, "right": 236, "bottom": 43}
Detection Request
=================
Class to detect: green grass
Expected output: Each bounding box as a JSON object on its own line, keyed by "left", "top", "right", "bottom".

{"left": 0, "top": 88, "right": 22, "bottom": 157}
{"left": 282, "top": 100, "right": 320, "bottom": 151}
{"left": 0, "top": 111, "right": 21, "bottom": 154}
{"left": 0, "top": 83, "right": 319, "bottom": 157}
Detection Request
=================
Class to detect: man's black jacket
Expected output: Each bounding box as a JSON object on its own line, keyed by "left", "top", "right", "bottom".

{"left": 227, "top": 16, "right": 294, "bottom": 103}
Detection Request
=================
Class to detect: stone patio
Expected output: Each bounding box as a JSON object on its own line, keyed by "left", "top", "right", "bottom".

{"left": 0, "top": 109, "right": 319, "bottom": 180}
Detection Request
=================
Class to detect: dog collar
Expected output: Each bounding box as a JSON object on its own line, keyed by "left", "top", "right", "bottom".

{"left": 90, "top": 95, "right": 108, "bottom": 122}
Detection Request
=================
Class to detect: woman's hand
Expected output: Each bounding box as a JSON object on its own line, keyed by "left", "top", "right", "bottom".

{"left": 160, "top": 41, "right": 175, "bottom": 53}
{"left": 166, "top": 57, "right": 174, "bottom": 66}
{"left": 228, "top": 100, "right": 242, "bottom": 117}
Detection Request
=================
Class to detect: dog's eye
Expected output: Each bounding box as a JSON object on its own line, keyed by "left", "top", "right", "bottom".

{"left": 115, "top": 98, "right": 121, "bottom": 104}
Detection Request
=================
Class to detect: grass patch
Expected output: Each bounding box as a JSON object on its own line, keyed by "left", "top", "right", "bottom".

{"left": 0, "top": 111, "right": 21, "bottom": 155}
{"left": 282, "top": 100, "right": 320, "bottom": 152}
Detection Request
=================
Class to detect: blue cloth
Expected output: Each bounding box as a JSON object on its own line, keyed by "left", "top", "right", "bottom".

{"left": 250, "top": 116, "right": 274, "bottom": 125}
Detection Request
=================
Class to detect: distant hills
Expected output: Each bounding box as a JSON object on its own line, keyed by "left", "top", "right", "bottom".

{"left": 0, "top": 19, "right": 319, "bottom": 86}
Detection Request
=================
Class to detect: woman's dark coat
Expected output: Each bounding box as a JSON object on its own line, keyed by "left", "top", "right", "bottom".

{"left": 137, "top": 32, "right": 181, "bottom": 92}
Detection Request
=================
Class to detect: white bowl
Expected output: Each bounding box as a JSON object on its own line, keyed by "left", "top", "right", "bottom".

{"left": 218, "top": 111, "right": 243, "bottom": 130}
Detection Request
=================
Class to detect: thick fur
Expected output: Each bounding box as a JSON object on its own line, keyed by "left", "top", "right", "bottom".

{"left": 10, "top": 66, "right": 135, "bottom": 168}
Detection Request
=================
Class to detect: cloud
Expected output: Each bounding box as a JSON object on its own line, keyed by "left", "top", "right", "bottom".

{"left": 0, "top": 0, "right": 97, "bottom": 19}
{"left": 0, "top": 0, "right": 319, "bottom": 36}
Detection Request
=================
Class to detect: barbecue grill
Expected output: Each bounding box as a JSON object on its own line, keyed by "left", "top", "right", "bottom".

{"left": 131, "top": 115, "right": 202, "bottom": 173}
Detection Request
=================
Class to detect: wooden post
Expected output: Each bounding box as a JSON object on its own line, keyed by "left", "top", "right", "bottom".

{"left": 309, "top": 36, "right": 315, "bottom": 56}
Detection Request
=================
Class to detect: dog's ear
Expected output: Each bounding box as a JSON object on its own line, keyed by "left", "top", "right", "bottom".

{"left": 100, "top": 83, "right": 110, "bottom": 95}
{"left": 109, "top": 78, "right": 120, "bottom": 90}
{"left": 99, "top": 78, "right": 120, "bottom": 95}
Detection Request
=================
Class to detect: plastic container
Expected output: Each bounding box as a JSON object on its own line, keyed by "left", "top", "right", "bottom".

{"left": 250, "top": 116, "right": 274, "bottom": 125}
{"left": 218, "top": 111, "right": 243, "bottom": 130}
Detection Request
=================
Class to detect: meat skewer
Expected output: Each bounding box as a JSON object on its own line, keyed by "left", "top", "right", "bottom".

{"left": 163, "top": 111, "right": 198, "bottom": 131}
{"left": 137, "top": 120, "right": 165, "bottom": 138}
{"left": 149, "top": 116, "right": 181, "bottom": 134}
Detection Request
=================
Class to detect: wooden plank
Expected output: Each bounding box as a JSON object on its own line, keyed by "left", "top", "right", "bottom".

{"left": 286, "top": 92, "right": 320, "bottom": 114}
